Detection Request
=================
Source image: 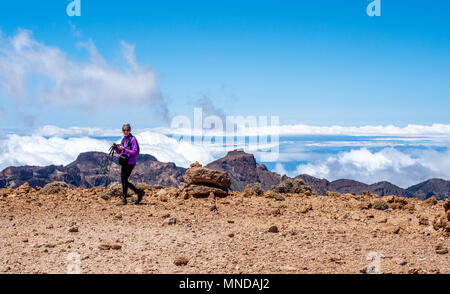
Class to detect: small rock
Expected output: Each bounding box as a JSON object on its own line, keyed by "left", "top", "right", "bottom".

{"left": 397, "top": 259, "right": 408, "bottom": 266}
{"left": 377, "top": 218, "right": 388, "bottom": 223}
{"left": 435, "top": 244, "right": 448, "bottom": 255}
{"left": 98, "top": 243, "right": 111, "bottom": 250}
{"left": 300, "top": 204, "right": 312, "bottom": 214}
{"left": 163, "top": 217, "right": 177, "bottom": 226}
{"left": 174, "top": 256, "right": 189, "bottom": 266}
{"left": 274, "top": 195, "right": 285, "bottom": 201}
{"left": 418, "top": 216, "right": 429, "bottom": 226}
{"left": 111, "top": 244, "right": 122, "bottom": 250}
{"left": 68, "top": 227, "right": 79, "bottom": 233}
{"left": 392, "top": 226, "right": 401, "bottom": 234}
{"left": 268, "top": 226, "right": 279, "bottom": 233}
{"left": 228, "top": 233, "right": 235, "bottom": 238}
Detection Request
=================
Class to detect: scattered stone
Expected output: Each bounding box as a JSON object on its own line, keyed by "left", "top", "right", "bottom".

{"left": 163, "top": 217, "right": 177, "bottom": 226}
{"left": 98, "top": 243, "right": 111, "bottom": 250}
{"left": 300, "top": 204, "right": 312, "bottom": 213}
{"left": 393, "top": 226, "right": 401, "bottom": 234}
{"left": 174, "top": 256, "right": 189, "bottom": 266}
{"left": 228, "top": 233, "right": 235, "bottom": 238}
{"left": 377, "top": 218, "right": 388, "bottom": 224}
{"left": 155, "top": 189, "right": 169, "bottom": 202}
{"left": 274, "top": 195, "right": 285, "bottom": 201}
{"left": 418, "top": 216, "right": 429, "bottom": 226}
{"left": 435, "top": 244, "right": 448, "bottom": 255}
{"left": 268, "top": 226, "right": 279, "bottom": 233}
{"left": 111, "top": 244, "right": 122, "bottom": 250}
{"left": 68, "top": 227, "right": 79, "bottom": 233}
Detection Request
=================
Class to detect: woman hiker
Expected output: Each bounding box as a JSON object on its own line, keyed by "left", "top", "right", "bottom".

{"left": 112, "top": 123, "right": 145, "bottom": 206}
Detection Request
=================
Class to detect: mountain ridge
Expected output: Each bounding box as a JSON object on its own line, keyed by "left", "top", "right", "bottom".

{"left": 0, "top": 150, "right": 448, "bottom": 199}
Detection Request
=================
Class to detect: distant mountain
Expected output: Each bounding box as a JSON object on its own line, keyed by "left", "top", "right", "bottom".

{"left": 0, "top": 152, "right": 185, "bottom": 189}
{"left": 205, "top": 150, "right": 287, "bottom": 191}
{"left": 406, "top": 178, "right": 450, "bottom": 200}
{"left": 297, "top": 175, "right": 416, "bottom": 198}
{"left": 0, "top": 150, "right": 449, "bottom": 199}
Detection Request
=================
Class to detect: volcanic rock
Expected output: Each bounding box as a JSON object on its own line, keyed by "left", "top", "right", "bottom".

{"left": 184, "top": 167, "right": 231, "bottom": 189}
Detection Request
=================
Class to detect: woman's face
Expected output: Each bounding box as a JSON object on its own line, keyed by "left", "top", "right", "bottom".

{"left": 122, "top": 128, "right": 130, "bottom": 135}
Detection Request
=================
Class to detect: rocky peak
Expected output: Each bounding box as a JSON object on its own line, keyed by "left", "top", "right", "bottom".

{"left": 206, "top": 150, "right": 283, "bottom": 191}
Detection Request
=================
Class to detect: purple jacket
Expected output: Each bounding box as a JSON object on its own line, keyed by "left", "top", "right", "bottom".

{"left": 115, "top": 134, "right": 139, "bottom": 165}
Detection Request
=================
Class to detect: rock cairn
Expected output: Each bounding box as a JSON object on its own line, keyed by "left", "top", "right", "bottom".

{"left": 180, "top": 162, "right": 231, "bottom": 198}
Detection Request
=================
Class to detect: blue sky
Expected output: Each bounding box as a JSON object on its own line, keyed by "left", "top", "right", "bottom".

{"left": 1, "top": 0, "right": 450, "bottom": 130}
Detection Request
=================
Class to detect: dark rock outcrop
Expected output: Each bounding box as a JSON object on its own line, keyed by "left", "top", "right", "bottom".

{"left": 1, "top": 150, "right": 449, "bottom": 199}
{"left": 406, "top": 178, "right": 450, "bottom": 200}
{"left": 296, "top": 175, "right": 415, "bottom": 198}
{"left": 0, "top": 152, "right": 185, "bottom": 189}
{"left": 205, "top": 150, "right": 286, "bottom": 191}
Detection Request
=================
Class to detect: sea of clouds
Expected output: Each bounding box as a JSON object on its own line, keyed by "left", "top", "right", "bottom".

{"left": 1, "top": 124, "right": 450, "bottom": 189}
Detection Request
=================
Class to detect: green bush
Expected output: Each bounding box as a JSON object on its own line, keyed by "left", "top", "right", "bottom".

{"left": 373, "top": 200, "right": 388, "bottom": 210}
{"left": 244, "top": 183, "right": 264, "bottom": 196}
{"left": 39, "top": 182, "right": 69, "bottom": 195}
{"left": 272, "top": 178, "right": 312, "bottom": 194}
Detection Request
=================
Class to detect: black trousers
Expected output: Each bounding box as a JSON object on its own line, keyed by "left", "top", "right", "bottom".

{"left": 121, "top": 163, "right": 139, "bottom": 197}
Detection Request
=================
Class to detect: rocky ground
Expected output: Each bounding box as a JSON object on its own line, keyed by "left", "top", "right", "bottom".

{"left": 0, "top": 183, "right": 448, "bottom": 274}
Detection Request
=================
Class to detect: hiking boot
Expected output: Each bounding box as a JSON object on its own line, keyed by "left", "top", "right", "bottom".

{"left": 116, "top": 197, "right": 127, "bottom": 206}
{"left": 135, "top": 189, "right": 145, "bottom": 205}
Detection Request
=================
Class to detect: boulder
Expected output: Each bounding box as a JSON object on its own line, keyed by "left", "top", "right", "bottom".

{"left": 183, "top": 167, "right": 231, "bottom": 189}
{"left": 184, "top": 184, "right": 228, "bottom": 198}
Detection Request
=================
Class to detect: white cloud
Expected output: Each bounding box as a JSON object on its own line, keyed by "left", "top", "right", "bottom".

{"left": 295, "top": 147, "right": 450, "bottom": 188}
{"left": 0, "top": 130, "right": 217, "bottom": 171}
{"left": 275, "top": 162, "right": 288, "bottom": 176}
{"left": 0, "top": 29, "right": 168, "bottom": 119}
{"left": 0, "top": 134, "right": 110, "bottom": 169}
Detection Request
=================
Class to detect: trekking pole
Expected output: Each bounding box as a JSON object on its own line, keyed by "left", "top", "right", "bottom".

{"left": 98, "top": 145, "right": 115, "bottom": 186}
{"left": 104, "top": 149, "right": 115, "bottom": 187}
{"left": 99, "top": 146, "right": 114, "bottom": 175}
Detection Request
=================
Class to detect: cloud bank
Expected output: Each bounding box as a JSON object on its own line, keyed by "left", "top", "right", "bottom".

{"left": 294, "top": 147, "right": 450, "bottom": 188}
{"left": 0, "top": 130, "right": 217, "bottom": 171}
{"left": 1, "top": 125, "right": 450, "bottom": 189}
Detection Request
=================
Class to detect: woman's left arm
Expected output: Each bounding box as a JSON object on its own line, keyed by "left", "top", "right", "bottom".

{"left": 124, "top": 137, "right": 138, "bottom": 156}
